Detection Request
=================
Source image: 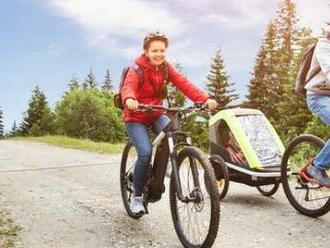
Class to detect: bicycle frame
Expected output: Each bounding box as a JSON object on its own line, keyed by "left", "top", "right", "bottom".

{"left": 149, "top": 111, "right": 198, "bottom": 203}
{"left": 121, "top": 103, "right": 221, "bottom": 247}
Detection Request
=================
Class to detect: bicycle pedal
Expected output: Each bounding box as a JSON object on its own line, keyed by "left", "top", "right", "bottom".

{"left": 300, "top": 171, "right": 318, "bottom": 184}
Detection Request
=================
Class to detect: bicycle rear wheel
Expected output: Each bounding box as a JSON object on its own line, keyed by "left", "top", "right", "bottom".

{"left": 281, "top": 134, "right": 330, "bottom": 217}
{"left": 120, "top": 142, "right": 144, "bottom": 219}
{"left": 169, "top": 147, "right": 220, "bottom": 247}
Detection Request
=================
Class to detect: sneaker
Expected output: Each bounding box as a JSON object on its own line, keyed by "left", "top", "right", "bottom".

{"left": 129, "top": 196, "right": 145, "bottom": 214}
{"left": 306, "top": 165, "right": 330, "bottom": 188}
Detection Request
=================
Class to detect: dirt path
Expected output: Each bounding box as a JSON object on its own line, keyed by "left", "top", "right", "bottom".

{"left": 0, "top": 140, "right": 329, "bottom": 248}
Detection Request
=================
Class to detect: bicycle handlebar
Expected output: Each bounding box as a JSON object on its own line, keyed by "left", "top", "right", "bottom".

{"left": 138, "top": 103, "right": 240, "bottom": 114}
{"left": 138, "top": 103, "right": 205, "bottom": 113}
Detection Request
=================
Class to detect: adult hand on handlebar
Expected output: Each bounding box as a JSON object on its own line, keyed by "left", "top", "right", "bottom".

{"left": 126, "top": 98, "right": 139, "bottom": 111}
{"left": 206, "top": 99, "right": 218, "bottom": 110}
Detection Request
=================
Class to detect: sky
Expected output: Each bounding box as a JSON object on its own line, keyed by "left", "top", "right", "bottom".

{"left": 1, "top": 0, "right": 329, "bottom": 132}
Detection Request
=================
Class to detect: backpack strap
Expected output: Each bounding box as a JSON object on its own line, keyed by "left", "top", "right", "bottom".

{"left": 305, "top": 36, "right": 330, "bottom": 84}
{"left": 307, "top": 36, "right": 330, "bottom": 82}
{"left": 306, "top": 65, "right": 321, "bottom": 84}
{"left": 131, "top": 63, "right": 144, "bottom": 89}
{"left": 129, "top": 63, "right": 171, "bottom": 101}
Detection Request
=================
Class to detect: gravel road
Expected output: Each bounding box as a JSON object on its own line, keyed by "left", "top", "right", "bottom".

{"left": 0, "top": 140, "right": 329, "bottom": 248}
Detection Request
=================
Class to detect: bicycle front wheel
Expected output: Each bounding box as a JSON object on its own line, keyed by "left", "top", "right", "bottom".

{"left": 169, "top": 147, "right": 220, "bottom": 247}
{"left": 281, "top": 134, "right": 330, "bottom": 217}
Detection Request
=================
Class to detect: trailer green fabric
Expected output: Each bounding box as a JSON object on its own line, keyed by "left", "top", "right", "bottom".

{"left": 209, "top": 108, "right": 285, "bottom": 169}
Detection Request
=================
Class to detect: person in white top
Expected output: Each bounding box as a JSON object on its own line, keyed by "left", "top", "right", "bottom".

{"left": 306, "top": 26, "right": 330, "bottom": 187}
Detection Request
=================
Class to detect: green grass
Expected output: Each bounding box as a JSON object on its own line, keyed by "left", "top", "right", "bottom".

{"left": 10, "top": 135, "right": 125, "bottom": 154}
{"left": 0, "top": 211, "right": 21, "bottom": 248}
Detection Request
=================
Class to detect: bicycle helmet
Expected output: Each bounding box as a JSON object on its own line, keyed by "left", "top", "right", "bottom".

{"left": 143, "top": 32, "right": 169, "bottom": 49}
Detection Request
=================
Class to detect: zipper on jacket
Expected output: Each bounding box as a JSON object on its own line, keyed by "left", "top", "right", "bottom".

{"left": 157, "top": 71, "right": 159, "bottom": 86}
{"left": 156, "top": 67, "right": 159, "bottom": 86}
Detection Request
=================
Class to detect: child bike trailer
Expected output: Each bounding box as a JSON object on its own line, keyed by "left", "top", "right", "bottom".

{"left": 208, "top": 107, "right": 285, "bottom": 199}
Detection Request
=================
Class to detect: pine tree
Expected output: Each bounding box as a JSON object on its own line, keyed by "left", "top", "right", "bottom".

{"left": 244, "top": 38, "right": 268, "bottom": 110}
{"left": 9, "top": 121, "right": 19, "bottom": 137}
{"left": 83, "top": 69, "right": 97, "bottom": 89}
{"left": 68, "top": 74, "right": 80, "bottom": 90}
{"left": 246, "top": 0, "right": 300, "bottom": 132}
{"left": 0, "top": 107, "right": 4, "bottom": 139}
{"left": 20, "top": 86, "right": 55, "bottom": 136}
{"left": 206, "top": 50, "right": 238, "bottom": 106}
{"left": 272, "top": 0, "right": 300, "bottom": 124}
{"left": 82, "top": 79, "right": 89, "bottom": 90}
{"left": 245, "top": 22, "right": 279, "bottom": 118}
{"left": 276, "top": 28, "right": 316, "bottom": 141}
{"left": 101, "top": 69, "right": 113, "bottom": 92}
{"left": 275, "top": 0, "right": 297, "bottom": 68}
{"left": 166, "top": 63, "right": 186, "bottom": 107}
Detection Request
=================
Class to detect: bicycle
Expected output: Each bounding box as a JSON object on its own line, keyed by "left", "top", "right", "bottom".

{"left": 120, "top": 103, "right": 220, "bottom": 247}
{"left": 281, "top": 134, "right": 330, "bottom": 217}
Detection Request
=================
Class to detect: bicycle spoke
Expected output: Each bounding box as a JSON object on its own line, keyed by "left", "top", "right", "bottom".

{"left": 172, "top": 152, "right": 215, "bottom": 246}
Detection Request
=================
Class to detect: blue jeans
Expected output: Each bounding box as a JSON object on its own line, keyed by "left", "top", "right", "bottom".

{"left": 307, "top": 94, "right": 330, "bottom": 170}
{"left": 125, "top": 115, "right": 170, "bottom": 196}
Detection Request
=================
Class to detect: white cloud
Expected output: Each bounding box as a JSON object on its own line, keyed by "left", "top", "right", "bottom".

{"left": 45, "top": 0, "right": 277, "bottom": 65}
{"left": 47, "top": 0, "right": 186, "bottom": 58}
{"left": 44, "top": 0, "right": 330, "bottom": 69}
{"left": 185, "top": 0, "right": 278, "bottom": 30}
{"left": 206, "top": 13, "right": 264, "bottom": 30}
{"left": 48, "top": 0, "right": 184, "bottom": 35}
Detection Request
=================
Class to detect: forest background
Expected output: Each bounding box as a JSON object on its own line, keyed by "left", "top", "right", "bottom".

{"left": 1, "top": 0, "right": 329, "bottom": 150}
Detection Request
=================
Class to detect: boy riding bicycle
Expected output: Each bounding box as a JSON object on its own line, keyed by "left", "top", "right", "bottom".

{"left": 306, "top": 26, "right": 330, "bottom": 187}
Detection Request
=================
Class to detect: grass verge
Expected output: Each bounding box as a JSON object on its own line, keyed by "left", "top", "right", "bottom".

{"left": 0, "top": 211, "right": 21, "bottom": 248}
{"left": 10, "top": 135, "right": 125, "bottom": 154}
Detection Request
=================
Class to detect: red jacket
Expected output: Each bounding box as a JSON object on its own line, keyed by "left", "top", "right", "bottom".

{"left": 121, "top": 54, "right": 209, "bottom": 123}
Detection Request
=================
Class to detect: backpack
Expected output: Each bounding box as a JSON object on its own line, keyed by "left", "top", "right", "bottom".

{"left": 113, "top": 64, "right": 144, "bottom": 110}
{"left": 295, "top": 43, "right": 321, "bottom": 94}
{"left": 114, "top": 63, "right": 170, "bottom": 109}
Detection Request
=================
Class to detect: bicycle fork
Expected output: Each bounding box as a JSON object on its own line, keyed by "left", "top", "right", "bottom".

{"left": 168, "top": 133, "right": 201, "bottom": 203}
